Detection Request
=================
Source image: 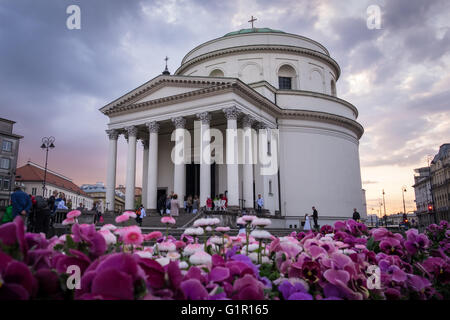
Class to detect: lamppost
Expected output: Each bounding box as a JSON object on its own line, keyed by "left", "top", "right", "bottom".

{"left": 402, "top": 186, "right": 407, "bottom": 215}
{"left": 382, "top": 189, "right": 387, "bottom": 226}
{"left": 41, "top": 137, "right": 55, "bottom": 197}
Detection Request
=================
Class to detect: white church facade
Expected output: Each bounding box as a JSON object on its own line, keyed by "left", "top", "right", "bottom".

{"left": 100, "top": 28, "right": 366, "bottom": 225}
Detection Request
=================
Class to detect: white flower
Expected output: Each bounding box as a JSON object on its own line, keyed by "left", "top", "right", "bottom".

{"left": 167, "top": 251, "right": 181, "bottom": 260}
{"left": 251, "top": 218, "right": 272, "bottom": 227}
{"left": 158, "top": 241, "right": 176, "bottom": 252}
{"left": 205, "top": 226, "right": 212, "bottom": 232}
{"left": 99, "top": 229, "right": 117, "bottom": 245}
{"left": 193, "top": 218, "right": 209, "bottom": 227}
{"left": 100, "top": 224, "right": 117, "bottom": 231}
{"left": 242, "top": 243, "right": 259, "bottom": 252}
{"left": 183, "top": 243, "right": 204, "bottom": 256}
{"left": 183, "top": 227, "right": 204, "bottom": 236}
{"left": 248, "top": 252, "right": 258, "bottom": 263}
{"left": 242, "top": 215, "right": 256, "bottom": 222}
{"left": 135, "top": 251, "right": 153, "bottom": 259}
{"left": 179, "top": 261, "right": 189, "bottom": 269}
{"left": 343, "top": 249, "right": 356, "bottom": 255}
{"left": 156, "top": 257, "right": 170, "bottom": 267}
{"left": 236, "top": 217, "right": 246, "bottom": 225}
{"left": 189, "top": 251, "right": 212, "bottom": 265}
{"left": 209, "top": 236, "right": 227, "bottom": 245}
{"left": 250, "top": 229, "right": 272, "bottom": 240}
{"left": 208, "top": 218, "right": 221, "bottom": 226}
{"left": 320, "top": 236, "right": 333, "bottom": 242}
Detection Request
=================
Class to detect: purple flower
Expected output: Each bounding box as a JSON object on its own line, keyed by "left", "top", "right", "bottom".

{"left": 379, "top": 238, "right": 403, "bottom": 256}
{"left": 180, "top": 279, "right": 208, "bottom": 300}
{"left": 278, "top": 280, "right": 308, "bottom": 300}
{"left": 288, "top": 292, "right": 313, "bottom": 300}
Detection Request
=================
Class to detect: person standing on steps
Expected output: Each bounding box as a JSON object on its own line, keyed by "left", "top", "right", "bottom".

{"left": 352, "top": 208, "right": 361, "bottom": 222}
{"left": 312, "top": 206, "right": 319, "bottom": 231}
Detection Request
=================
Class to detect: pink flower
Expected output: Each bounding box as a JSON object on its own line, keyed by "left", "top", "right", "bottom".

{"left": 121, "top": 226, "right": 144, "bottom": 246}
{"left": 115, "top": 214, "right": 130, "bottom": 224}
{"left": 98, "top": 229, "right": 117, "bottom": 245}
{"left": 215, "top": 226, "right": 230, "bottom": 233}
{"left": 161, "top": 216, "right": 176, "bottom": 225}
{"left": 124, "top": 211, "right": 137, "bottom": 218}
{"left": 62, "top": 217, "right": 76, "bottom": 225}
{"left": 144, "top": 231, "right": 162, "bottom": 241}
{"left": 67, "top": 210, "right": 81, "bottom": 218}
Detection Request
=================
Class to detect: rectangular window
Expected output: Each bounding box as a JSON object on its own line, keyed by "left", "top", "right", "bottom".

{"left": 3, "top": 179, "right": 9, "bottom": 190}
{"left": 2, "top": 140, "right": 12, "bottom": 152}
{"left": 278, "top": 77, "right": 292, "bottom": 90}
{"left": 0, "top": 158, "right": 10, "bottom": 169}
{"left": 269, "top": 180, "right": 273, "bottom": 195}
{"left": 32, "top": 187, "right": 37, "bottom": 196}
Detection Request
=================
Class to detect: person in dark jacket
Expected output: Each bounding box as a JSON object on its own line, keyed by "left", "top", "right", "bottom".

{"left": 11, "top": 187, "right": 32, "bottom": 219}
{"left": 34, "top": 196, "right": 51, "bottom": 235}
{"left": 352, "top": 208, "right": 361, "bottom": 221}
{"left": 312, "top": 206, "right": 319, "bottom": 231}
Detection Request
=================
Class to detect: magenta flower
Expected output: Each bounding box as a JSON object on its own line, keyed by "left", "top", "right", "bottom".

{"left": 0, "top": 260, "right": 35, "bottom": 300}
{"left": 379, "top": 238, "right": 403, "bottom": 256}
{"left": 121, "top": 226, "right": 144, "bottom": 246}
{"left": 278, "top": 280, "right": 312, "bottom": 300}
{"left": 180, "top": 279, "right": 208, "bottom": 300}
{"left": 209, "top": 266, "right": 230, "bottom": 282}
{"left": 232, "top": 274, "right": 265, "bottom": 300}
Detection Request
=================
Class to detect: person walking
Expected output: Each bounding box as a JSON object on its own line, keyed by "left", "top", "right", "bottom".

{"left": 48, "top": 190, "right": 58, "bottom": 215}
{"left": 11, "top": 187, "right": 32, "bottom": 223}
{"left": 192, "top": 195, "right": 199, "bottom": 214}
{"left": 165, "top": 195, "right": 172, "bottom": 215}
{"left": 352, "top": 208, "right": 361, "bottom": 222}
{"left": 312, "top": 206, "right": 319, "bottom": 231}
{"left": 206, "top": 196, "right": 213, "bottom": 211}
{"left": 158, "top": 194, "right": 166, "bottom": 216}
{"left": 256, "top": 194, "right": 264, "bottom": 215}
{"left": 303, "top": 214, "right": 312, "bottom": 231}
{"left": 34, "top": 196, "right": 51, "bottom": 235}
{"left": 170, "top": 194, "right": 180, "bottom": 217}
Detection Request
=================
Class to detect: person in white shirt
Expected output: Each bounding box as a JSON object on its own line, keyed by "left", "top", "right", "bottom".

{"left": 303, "top": 214, "right": 312, "bottom": 231}
{"left": 256, "top": 194, "right": 264, "bottom": 215}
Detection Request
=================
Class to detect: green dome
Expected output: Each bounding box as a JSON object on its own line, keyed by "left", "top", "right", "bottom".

{"left": 223, "top": 28, "right": 286, "bottom": 37}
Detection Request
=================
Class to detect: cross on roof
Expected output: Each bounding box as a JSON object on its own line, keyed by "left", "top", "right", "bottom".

{"left": 164, "top": 56, "right": 169, "bottom": 67}
{"left": 248, "top": 15, "right": 257, "bottom": 29}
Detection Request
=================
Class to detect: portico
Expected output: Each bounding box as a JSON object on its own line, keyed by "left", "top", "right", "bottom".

{"left": 103, "top": 89, "right": 277, "bottom": 213}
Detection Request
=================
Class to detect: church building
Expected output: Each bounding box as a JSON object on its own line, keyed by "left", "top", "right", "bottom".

{"left": 100, "top": 26, "right": 366, "bottom": 225}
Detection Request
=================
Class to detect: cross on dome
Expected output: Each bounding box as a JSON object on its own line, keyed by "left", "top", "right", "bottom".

{"left": 248, "top": 15, "right": 257, "bottom": 29}
{"left": 162, "top": 56, "right": 170, "bottom": 75}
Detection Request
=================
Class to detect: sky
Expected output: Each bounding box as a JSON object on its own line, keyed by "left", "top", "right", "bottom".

{"left": 1, "top": 0, "right": 449, "bottom": 215}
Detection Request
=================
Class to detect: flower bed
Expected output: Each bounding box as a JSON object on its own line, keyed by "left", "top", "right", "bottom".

{"left": 0, "top": 213, "right": 449, "bottom": 300}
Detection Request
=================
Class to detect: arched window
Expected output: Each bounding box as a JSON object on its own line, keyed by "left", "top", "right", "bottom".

{"left": 278, "top": 64, "right": 297, "bottom": 90}
{"left": 209, "top": 69, "right": 224, "bottom": 77}
{"left": 331, "top": 79, "right": 336, "bottom": 96}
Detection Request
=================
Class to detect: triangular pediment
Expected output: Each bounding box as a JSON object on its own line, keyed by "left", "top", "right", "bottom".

{"left": 99, "top": 75, "right": 235, "bottom": 114}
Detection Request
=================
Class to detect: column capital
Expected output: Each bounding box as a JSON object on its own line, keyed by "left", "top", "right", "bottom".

{"left": 242, "top": 115, "right": 256, "bottom": 128}
{"left": 106, "top": 129, "right": 119, "bottom": 140}
{"left": 125, "top": 125, "right": 138, "bottom": 137}
{"left": 196, "top": 112, "right": 211, "bottom": 124}
{"left": 146, "top": 121, "right": 160, "bottom": 133}
{"left": 171, "top": 116, "right": 186, "bottom": 129}
{"left": 223, "top": 106, "right": 240, "bottom": 120}
{"left": 254, "top": 122, "right": 268, "bottom": 130}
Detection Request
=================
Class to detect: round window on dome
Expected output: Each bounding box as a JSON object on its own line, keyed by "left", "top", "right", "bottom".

{"left": 209, "top": 69, "right": 224, "bottom": 77}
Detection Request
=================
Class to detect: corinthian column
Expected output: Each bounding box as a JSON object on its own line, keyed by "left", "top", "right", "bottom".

{"left": 242, "top": 115, "right": 255, "bottom": 211}
{"left": 105, "top": 129, "right": 119, "bottom": 212}
{"left": 172, "top": 116, "right": 187, "bottom": 209}
{"left": 146, "top": 121, "right": 160, "bottom": 212}
{"left": 223, "top": 106, "right": 240, "bottom": 209}
{"left": 125, "top": 125, "right": 138, "bottom": 210}
{"left": 196, "top": 112, "right": 211, "bottom": 208}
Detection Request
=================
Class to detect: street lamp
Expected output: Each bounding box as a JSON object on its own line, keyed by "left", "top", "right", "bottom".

{"left": 402, "top": 186, "right": 407, "bottom": 215}
{"left": 41, "top": 136, "right": 55, "bottom": 197}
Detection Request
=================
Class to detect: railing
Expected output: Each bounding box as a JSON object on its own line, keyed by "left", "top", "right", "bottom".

{"left": 416, "top": 210, "right": 450, "bottom": 232}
